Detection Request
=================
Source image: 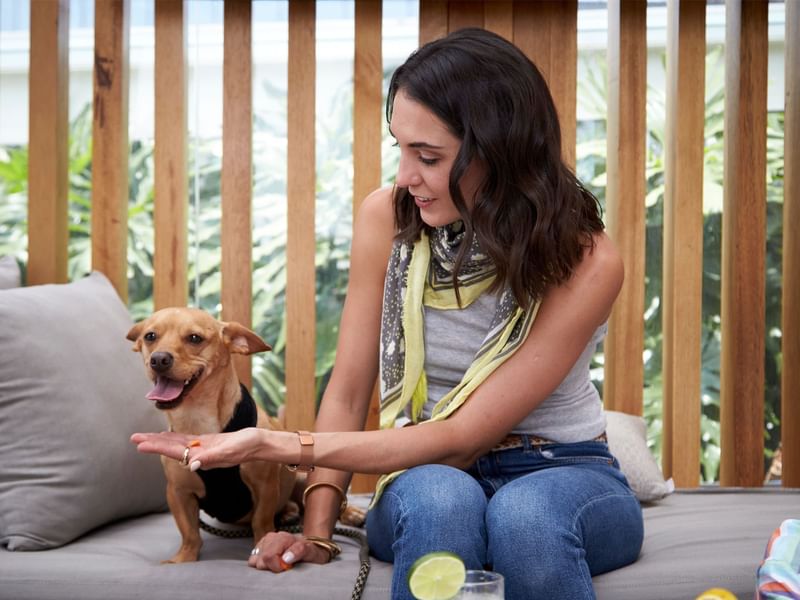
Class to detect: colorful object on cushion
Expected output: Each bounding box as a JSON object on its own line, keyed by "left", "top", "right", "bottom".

{"left": 757, "top": 518, "right": 800, "bottom": 599}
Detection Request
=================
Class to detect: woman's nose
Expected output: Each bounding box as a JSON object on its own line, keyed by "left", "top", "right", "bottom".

{"left": 395, "top": 155, "right": 422, "bottom": 188}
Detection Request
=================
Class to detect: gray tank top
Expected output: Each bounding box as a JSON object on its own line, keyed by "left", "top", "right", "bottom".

{"left": 417, "top": 292, "right": 607, "bottom": 443}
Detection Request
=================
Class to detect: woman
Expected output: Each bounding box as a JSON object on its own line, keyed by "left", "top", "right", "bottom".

{"left": 133, "top": 28, "right": 643, "bottom": 599}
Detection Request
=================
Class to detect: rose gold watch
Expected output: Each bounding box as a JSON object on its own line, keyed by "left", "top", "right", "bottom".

{"left": 287, "top": 430, "right": 315, "bottom": 472}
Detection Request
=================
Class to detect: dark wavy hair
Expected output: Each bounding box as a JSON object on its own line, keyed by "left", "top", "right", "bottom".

{"left": 387, "top": 28, "right": 604, "bottom": 309}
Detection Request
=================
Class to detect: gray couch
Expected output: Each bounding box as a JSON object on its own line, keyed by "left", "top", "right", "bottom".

{"left": 2, "top": 489, "right": 798, "bottom": 599}
{"left": 1, "top": 269, "right": 797, "bottom": 599}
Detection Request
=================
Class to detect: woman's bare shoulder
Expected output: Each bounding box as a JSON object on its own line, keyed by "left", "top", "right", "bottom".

{"left": 581, "top": 232, "right": 623, "bottom": 290}
{"left": 356, "top": 185, "right": 395, "bottom": 230}
{"left": 350, "top": 185, "right": 397, "bottom": 277}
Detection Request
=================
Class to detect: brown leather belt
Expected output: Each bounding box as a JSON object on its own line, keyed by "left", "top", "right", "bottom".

{"left": 492, "top": 431, "right": 608, "bottom": 452}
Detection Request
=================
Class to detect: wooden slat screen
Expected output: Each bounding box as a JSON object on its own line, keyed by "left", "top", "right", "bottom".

{"left": 419, "top": 0, "right": 448, "bottom": 45}
{"left": 661, "top": 0, "right": 706, "bottom": 487}
{"left": 91, "top": 0, "right": 130, "bottom": 303}
{"left": 483, "top": 2, "right": 514, "bottom": 41}
{"left": 284, "top": 0, "right": 317, "bottom": 432}
{"left": 351, "top": 0, "right": 384, "bottom": 494}
{"left": 604, "top": 0, "right": 647, "bottom": 418}
{"left": 720, "top": 0, "right": 768, "bottom": 488}
{"left": 513, "top": 0, "right": 578, "bottom": 167}
{"left": 221, "top": 0, "right": 254, "bottom": 387}
{"left": 27, "top": 0, "right": 69, "bottom": 286}
{"left": 353, "top": 0, "right": 383, "bottom": 217}
{"left": 153, "top": 0, "right": 188, "bottom": 310}
{"left": 784, "top": 0, "right": 800, "bottom": 488}
{"left": 19, "top": 0, "right": 799, "bottom": 490}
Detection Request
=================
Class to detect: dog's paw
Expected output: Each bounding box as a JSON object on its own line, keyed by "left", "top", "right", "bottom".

{"left": 339, "top": 505, "right": 366, "bottom": 528}
{"left": 162, "top": 550, "right": 200, "bottom": 564}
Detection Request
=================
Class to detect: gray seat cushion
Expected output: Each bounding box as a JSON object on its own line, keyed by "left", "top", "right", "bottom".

{"left": 594, "top": 488, "right": 800, "bottom": 599}
{"left": 0, "top": 512, "right": 392, "bottom": 600}
{"left": 1, "top": 488, "right": 796, "bottom": 599}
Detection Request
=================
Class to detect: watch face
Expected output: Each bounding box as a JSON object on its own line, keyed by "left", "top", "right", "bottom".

{"left": 293, "top": 431, "right": 314, "bottom": 472}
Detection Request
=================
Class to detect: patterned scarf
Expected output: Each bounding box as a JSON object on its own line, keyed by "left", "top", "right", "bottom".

{"left": 373, "top": 222, "right": 540, "bottom": 505}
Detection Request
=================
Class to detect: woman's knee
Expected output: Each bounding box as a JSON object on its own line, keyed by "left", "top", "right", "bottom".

{"left": 385, "top": 465, "right": 486, "bottom": 519}
{"left": 367, "top": 465, "right": 488, "bottom": 564}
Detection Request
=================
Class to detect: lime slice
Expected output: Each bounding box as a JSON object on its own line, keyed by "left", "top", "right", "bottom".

{"left": 407, "top": 551, "right": 466, "bottom": 600}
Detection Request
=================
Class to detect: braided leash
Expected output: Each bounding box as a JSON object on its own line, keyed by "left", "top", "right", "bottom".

{"left": 198, "top": 518, "right": 371, "bottom": 600}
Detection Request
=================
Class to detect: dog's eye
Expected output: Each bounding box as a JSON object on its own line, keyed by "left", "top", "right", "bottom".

{"left": 187, "top": 334, "right": 203, "bottom": 345}
{"left": 144, "top": 332, "right": 157, "bottom": 342}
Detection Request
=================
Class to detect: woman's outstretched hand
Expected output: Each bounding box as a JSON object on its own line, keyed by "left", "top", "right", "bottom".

{"left": 130, "top": 428, "right": 265, "bottom": 471}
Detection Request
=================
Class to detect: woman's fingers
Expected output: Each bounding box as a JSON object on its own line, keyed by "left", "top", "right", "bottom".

{"left": 247, "top": 533, "right": 332, "bottom": 572}
{"left": 249, "top": 532, "right": 297, "bottom": 571}
{"left": 130, "top": 431, "right": 191, "bottom": 461}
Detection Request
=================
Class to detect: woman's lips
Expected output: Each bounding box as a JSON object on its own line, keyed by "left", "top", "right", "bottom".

{"left": 414, "top": 195, "right": 433, "bottom": 208}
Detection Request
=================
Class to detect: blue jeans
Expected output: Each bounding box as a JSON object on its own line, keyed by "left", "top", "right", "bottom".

{"left": 366, "top": 438, "right": 643, "bottom": 599}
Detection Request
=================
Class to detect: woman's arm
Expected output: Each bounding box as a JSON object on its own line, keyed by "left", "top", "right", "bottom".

{"left": 299, "top": 186, "right": 396, "bottom": 539}
{"left": 133, "top": 232, "right": 623, "bottom": 475}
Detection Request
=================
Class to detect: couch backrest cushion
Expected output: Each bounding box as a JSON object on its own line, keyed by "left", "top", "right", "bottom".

{"left": 0, "top": 272, "right": 168, "bottom": 550}
{"left": 0, "top": 256, "right": 21, "bottom": 289}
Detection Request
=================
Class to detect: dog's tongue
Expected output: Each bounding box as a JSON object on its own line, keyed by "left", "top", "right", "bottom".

{"left": 146, "top": 376, "right": 184, "bottom": 402}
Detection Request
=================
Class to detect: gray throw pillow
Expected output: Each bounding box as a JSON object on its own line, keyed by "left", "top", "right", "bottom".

{"left": 0, "top": 255, "right": 21, "bottom": 289}
{"left": 605, "top": 409, "right": 674, "bottom": 503}
{"left": 0, "top": 272, "right": 168, "bottom": 550}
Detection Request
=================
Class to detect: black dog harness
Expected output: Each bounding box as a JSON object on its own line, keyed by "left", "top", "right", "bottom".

{"left": 196, "top": 385, "right": 258, "bottom": 524}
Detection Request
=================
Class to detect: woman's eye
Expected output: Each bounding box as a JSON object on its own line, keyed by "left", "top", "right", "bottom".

{"left": 419, "top": 156, "right": 438, "bottom": 166}
{"left": 188, "top": 334, "right": 203, "bottom": 345}
{"left": 144, "top": 332, "right": 156, "bottom": 342}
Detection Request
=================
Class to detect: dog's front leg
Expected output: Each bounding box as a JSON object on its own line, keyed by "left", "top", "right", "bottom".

{"left": 243, "top": 463, "right": 287, "bottom": 544}
{"left": 164, "top": 482, "right": 203, "bottom": 563}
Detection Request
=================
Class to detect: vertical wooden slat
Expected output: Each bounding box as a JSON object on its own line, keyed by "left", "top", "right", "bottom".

{"left": 353, "top": 0, "right": 382, "bottom": 216}
{"left": 420, "top": 0, "right": 448, "bottom": 46}
{"left": 27, "top": 0, "right": 69, "bottom": 286}
{"left": 92, "top": 0, "right": 130, "bottom": 302}
{"left": 285, "top": 0, "right": 317, "bottom": 432}
{"left": 604, "top": 0, "right": 647, "bottom": 417}
{"left": 154, "top": 0, "right": 188, "bottom": 310}
{"left": 781, "top": 0, "right": 800, "bottom": 488}
{"left": 512, "top": 0, "right": 577, "bottom": 167}
{"left": 351, "top": 0, "right": 383, "bottom": 494}
{"left": 662, "top": 0, "right": 705, "bottom": 487}
{"left": 720, "top": 0, "right": 768, "bottom": 488}
{"left": 448, "top": 1, "right": 484, "bottom": 32}
{"left": 484, "top": 1, "right": 513, "bottom": 42}
{"left": 221, "top": 0, "right": 254, "bottom": 387}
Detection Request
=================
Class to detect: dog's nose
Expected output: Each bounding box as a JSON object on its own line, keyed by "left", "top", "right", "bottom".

{"left": 149, "top": 352, "right": 173, "bottom": 373}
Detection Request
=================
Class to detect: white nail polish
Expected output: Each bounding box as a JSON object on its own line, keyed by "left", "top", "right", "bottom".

{"left": 282, "top": 551, "right": 295, "bottom": 564}
{"left": 190, "top": 460, "right": 201, "bottom": 471}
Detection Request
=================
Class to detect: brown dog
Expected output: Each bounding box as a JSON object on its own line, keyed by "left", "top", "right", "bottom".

{"left": 127, "top": 307, "right": 295, "bottom": 563}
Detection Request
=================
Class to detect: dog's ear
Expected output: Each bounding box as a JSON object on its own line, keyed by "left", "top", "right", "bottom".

{"left": 126, "top": 322, "right": 144, "bottom": 352}
{"left": 222, "top": 322, "right": 271, "bottom": 355}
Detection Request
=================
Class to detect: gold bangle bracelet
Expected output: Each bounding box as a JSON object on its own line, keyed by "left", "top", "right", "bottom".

{"left": 302, "top": 481, "right": 348, "bottom": 517}
{"left": 304, "top": 535, "right": 342, "bottom": 560}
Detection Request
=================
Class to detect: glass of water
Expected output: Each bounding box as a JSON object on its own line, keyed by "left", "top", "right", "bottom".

{"left": 454, "top": 570, "right": 504, "bottom": 598}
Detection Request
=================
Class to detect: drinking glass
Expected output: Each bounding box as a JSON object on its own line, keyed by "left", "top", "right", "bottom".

{"left": 453, "top": 570, "right": 504, "bottom": 599}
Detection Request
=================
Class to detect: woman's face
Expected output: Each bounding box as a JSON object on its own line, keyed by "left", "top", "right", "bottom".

{"left": 390, "top": 90, "right": 484, "bottom": 228}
